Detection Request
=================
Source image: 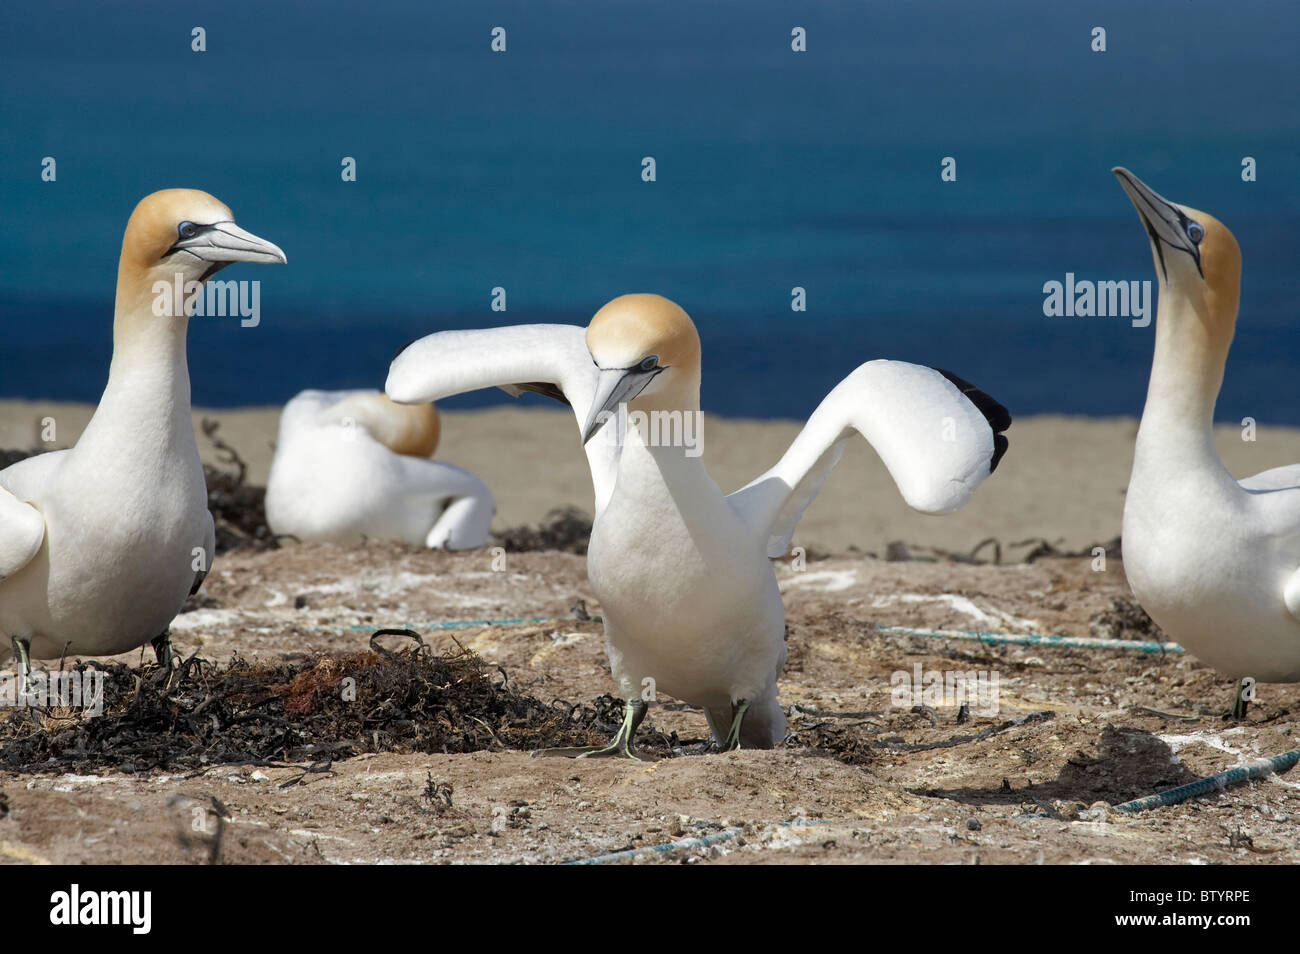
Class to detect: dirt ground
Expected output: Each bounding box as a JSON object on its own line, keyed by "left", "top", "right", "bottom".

{"left": 2, "top": 541, "right": 1297, "bottom": 866}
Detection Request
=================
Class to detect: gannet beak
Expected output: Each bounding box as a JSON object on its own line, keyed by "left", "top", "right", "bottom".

{"left": 1112, "top": 167, "right": 1202, "bottom": 279}
{"left": 581, "top": 365, "right": 661, "bottom": 444}
{"left": 168, "top": 221, "right": 288, "bottom": 266}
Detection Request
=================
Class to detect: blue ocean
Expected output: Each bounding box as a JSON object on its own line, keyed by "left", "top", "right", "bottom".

{"left": 2, "top": 0, "right": 1298, "bottom": 420}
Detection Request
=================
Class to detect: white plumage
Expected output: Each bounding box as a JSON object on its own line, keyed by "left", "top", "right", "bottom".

{"left": 265, "top": 389, "right": 494, "bottom": 549}
{"left": 1, "top": 188, "right": 285, "bottom": 671}
{"left": 388, "top": 294, "right": 1009, "bottom": 753}
{"left": 1115, "top": 168, "right": 1300, "bottom": 695}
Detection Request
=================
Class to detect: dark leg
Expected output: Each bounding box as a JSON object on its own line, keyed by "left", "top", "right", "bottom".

{"left": 1227, "top": 678, "right": 1249, "bottom": 721}
{"left": 11, "top": 636, "right": 33, "bottom": 699}
{"left": 533, "top": 698, "right": 649, "bottom": 760}
{"left": 151, "top": 630, "right": 174, "bottom": 670}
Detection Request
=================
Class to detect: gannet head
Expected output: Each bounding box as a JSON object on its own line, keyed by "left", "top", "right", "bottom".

{"left": 1113, "top": 167, "right": 1241, "bottom": 326}
{"left": 581, "top": 294, "right": 702, "bottom": 444}
{"left": 359, "top": 393, "right": 441, "bottom": 457}
{"left": 120, "top": 189, "right": 286, "bottom": 308}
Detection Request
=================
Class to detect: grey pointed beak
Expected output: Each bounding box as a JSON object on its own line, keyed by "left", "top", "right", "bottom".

{"left": 581, "top": 366, "right": 660, "bottom": 444}
{"left": 171, "top": 221, "right": 287, "bottom": 265}
{"left": 1112, "top": 167, "right": 1200, "bottom": 277}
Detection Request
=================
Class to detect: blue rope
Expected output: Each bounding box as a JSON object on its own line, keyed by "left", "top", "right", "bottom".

{"left": 1113, "top": 750, "right": 1300, "bottom": 813}
{"left": 874, "top": 624, "right": 1184, "bottom": 654}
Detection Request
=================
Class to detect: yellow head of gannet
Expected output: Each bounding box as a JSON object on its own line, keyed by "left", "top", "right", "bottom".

{"left": 115, "top": 188, "right": 286, "bottom": 323}
{"left": 581, "top": 293, "right": 702, "bottom": 442}
{"left": 1113, "top": 167, "right": 1241, "bottom": 350}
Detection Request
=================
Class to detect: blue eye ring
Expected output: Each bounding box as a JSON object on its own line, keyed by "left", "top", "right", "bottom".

{"left": 1186, "top": 222, "right": 1204, "bottom": 245}
{"left": 639, "top": 355, "right": 659, "bottom": 372}
{"left": 177, "top": 221, "right": 198, "bottom": 239}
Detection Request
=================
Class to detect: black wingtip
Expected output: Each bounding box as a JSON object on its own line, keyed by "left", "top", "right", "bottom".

{"left": 932, "top": 368, "right": 1012, "bottom": 473}
{"left": 391, "top": 336, "right": 422, "bottom": 365}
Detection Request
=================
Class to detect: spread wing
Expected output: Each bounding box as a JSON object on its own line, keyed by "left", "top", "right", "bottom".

{"left": 727, "top": 361, "right": 1010, "bottom": 557}
{"left": 386, "top": 324, "right": 619, "bottom": 512}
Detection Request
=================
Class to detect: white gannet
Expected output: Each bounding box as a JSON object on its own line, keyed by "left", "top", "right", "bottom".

{"left": 386, "top": 294, "right": 1010, "bottom": 755}
{"left": 1115, "top": 167, "right": 1300, "bottom": 717}
{"left": 0, "top": 189, "right": 285, "bottom": 680}
{"left": 265, "top": 389, "right": 495, "bottom": 549}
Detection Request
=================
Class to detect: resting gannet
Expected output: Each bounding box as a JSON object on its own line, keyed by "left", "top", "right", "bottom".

{"left": 0, "top": 189, "right": 285, "bottom": 681}
{"left": 1115, "top": 167, "right": 1300, "bottom": 718}
{"left": 387, "top": 294, "right": 1010, "bottom": 755}
{"left": 265, "top": 389, "right": 495, "bottom": 549}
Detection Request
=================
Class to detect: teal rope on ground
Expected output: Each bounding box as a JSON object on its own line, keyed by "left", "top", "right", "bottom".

{"left": 1113, "top": 750, "right": 1300, "bottom": 813}
{"left": 344, "top": 616, "right": 553, "bottom": 633}
{"left": 874, "top": 624, "right": 1184, "bottom": 654}
{"left": 568, "top": 827, "right": 741, "bottom": 865}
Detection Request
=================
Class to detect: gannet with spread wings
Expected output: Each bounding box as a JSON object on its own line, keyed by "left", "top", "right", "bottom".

{"left": 387, "top": 294, "right": 1009, "bottom": 754}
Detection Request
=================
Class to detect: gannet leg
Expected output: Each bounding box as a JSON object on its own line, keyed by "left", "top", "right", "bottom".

{"left": 722, "top": 698, "right": 752, "bottom": 751}
{"left": 150, "top": 630, "right": 174, "bottom": 670}
{"left": 1227, "top": 678, "right": 1250, "bottom": 721}
{"left": 533, "top": 698, "right": 648, "bottom": 760}
{"left": 11, "top": 636, "right": 33, "bottom": 698}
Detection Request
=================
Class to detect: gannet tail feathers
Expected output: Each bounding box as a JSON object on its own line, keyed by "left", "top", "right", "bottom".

{"left": 0, "top": 488, "right": 44, "bottom": 580}
{"left": 411, "top": 461, "right": 496, "bottom": 549}
{"left": 728, "top": 359, "right": 1010, "bottom": 558}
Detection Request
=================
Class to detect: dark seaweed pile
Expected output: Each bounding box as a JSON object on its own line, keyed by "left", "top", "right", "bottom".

{"left": 199, "top": 418, "right": 277, "bottom": 554}
{"left": 491, "top": 507, "right": 593, "bottom": 555}
{"left": 0, "top": 635, "right": 635, "bottom": 773}
{"left": 1089, "top": 596, "right": 1165, "bottom": 641}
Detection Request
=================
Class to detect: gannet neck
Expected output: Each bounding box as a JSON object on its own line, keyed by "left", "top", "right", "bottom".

{"left": 1135, "top": 217, "right": 1240, "bottom": 470}
{"left": 1139, "top": 291, "right": 1229, "bottom": 444}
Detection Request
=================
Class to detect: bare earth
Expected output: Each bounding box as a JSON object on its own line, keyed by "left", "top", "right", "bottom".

{"left": 2, "top": 544, "right": 1298, "bottom": 866}
{"left": 1, "top": 406, "right": 1299, "bottom": 865}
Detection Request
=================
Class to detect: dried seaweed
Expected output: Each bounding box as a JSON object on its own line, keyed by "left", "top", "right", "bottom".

{"left": 199, "top": 418, "right": 277, "bottom": 554}
{"left": 491, "top": 507, "right": 593, "bottom": 555}
{"left": 1089, "top": 596, "right": 1165, "bottom": 641}
{"left": 0, "top": 640, "right": 622, "bottom": 774}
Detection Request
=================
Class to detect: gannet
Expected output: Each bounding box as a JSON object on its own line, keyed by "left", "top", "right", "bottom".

{"left": 265, "top": 389, "right": 495, "bottom": 549}
{"left": 387, "top": 294, "right": 1010, "bottom": 755}
{"left": 0, "top": 189, "right": 285, "bottom": 682}
{"left": 1115, "top": 167, "right": 1300, "bottom": 718}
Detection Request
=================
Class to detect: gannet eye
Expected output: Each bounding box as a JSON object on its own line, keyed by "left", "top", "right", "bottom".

{"left": 1186, "top": 222, "right": 1204, "bottom": 245}
{"left": 639, "top": 355, "right": 659, "bottom": 372}
{"left": 177, "top": 221, "right": 199, "bottom": 240}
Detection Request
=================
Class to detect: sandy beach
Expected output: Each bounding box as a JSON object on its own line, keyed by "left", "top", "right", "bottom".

{"left": 6, "top": 400, "right": 1300, "bottom": 556}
